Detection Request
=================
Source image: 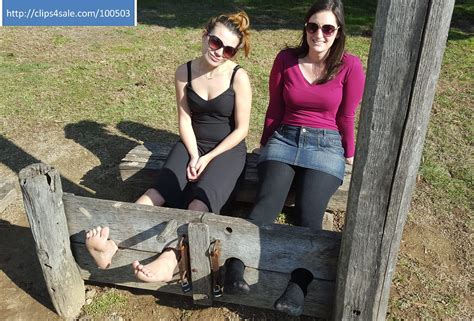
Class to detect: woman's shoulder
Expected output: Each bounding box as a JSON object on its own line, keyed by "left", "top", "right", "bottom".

{"left": 341, "top": 52, "right": 363, "bottom": 70}
{"left": 276, "top": 48, "right": 298, "bottom": 62}
{"left": 175, "top": 61, "right": 190, "bottom": 82}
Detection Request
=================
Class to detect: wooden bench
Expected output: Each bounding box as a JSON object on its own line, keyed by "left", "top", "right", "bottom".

{"left": 20, "top": 163, "right": 341, "bottom": 319}
{"left": 119, "top": 142, "right": 353, "bottom": 230}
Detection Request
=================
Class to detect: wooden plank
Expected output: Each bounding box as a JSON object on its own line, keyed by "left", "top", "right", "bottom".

{"left": 73, "top": 242, "right": 333, "bottom": 319}
{"left": 188, "top": 223, "right": 212, "bottom": 306}
{"left": 72, "top": 243, "right": 186, "bottom": 295}
{"left": 63, "top": 194, "right": 340, "bottom": 281}
{"left": 0, "top": 179, "right": 16, "bottom": 213}
{"left": 119, "top": 143, "right": 350, "bottom": 214}
{"left": 63, "top": 193, "right": 203, "bottom": 252}
{"left": 215, "top": 267, "right": 334, "bottom": 319}
{"left": 18, "top": 164, "right": 85, "bottom": 318}
{"left": 201, "top": 213, "right": 340, "bottom": 281}
{"left": 334, "top": 0, "right": 455, "bottom": 320}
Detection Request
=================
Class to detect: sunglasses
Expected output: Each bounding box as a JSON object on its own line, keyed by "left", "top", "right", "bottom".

{"left": 207, "top": 34, "right": 238, "bottom": 59}
{"left": 305, "top": 22, "right": 339, "bottom": 37}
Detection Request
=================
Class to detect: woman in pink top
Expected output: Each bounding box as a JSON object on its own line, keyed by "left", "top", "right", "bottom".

{"left": 224, "top": 0, "right": 365, "bottom": 316}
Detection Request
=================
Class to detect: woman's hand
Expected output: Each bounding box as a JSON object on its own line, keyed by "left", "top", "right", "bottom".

{"left": 187, "top": 156, "right": 199, "bottom": 181}
{"left": 345, "top": 157, "right": 354, "bottom": 165}
{"left": 194, "top": 154, "right": 212, "bottom": 179}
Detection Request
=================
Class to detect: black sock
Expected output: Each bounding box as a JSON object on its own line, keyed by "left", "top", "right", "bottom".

{"left": 274, "top": 269, "right": 313, "bottom": 316}
{"left": 223, "top": 258, "right": 250, "bottom": 295}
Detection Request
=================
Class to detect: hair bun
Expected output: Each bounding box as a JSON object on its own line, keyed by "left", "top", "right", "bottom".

{"left": 229, "top": 11, "right": 250, "bottom": 34}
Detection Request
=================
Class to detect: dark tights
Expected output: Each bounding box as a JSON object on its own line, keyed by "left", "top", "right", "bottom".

{"left": 249, "top": 160, "right": 342, "bottom": 230}
{"left": 225, "top": 161, "right": 342, "bottom": 316}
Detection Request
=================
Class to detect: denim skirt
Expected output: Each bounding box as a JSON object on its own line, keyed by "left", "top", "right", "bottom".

{"left": 259, "top": 125, "right": 346, "bottom": 181}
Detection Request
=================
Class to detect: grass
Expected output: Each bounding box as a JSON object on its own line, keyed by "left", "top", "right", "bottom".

{"left": 82, "top": 289, "right": 127, "bottom": 317}
{"left": 0, "top": 0, "right": 472, "bottom": 319}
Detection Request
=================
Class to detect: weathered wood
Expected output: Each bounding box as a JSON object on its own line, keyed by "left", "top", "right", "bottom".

{"left": 63, "top": 194, "right": 341, "bottom": 281}
{"left": 119, "top": 142, "right": 351, "bottom": 212}
{"left": 188, "top": 223, "right": 213, "bottom": 306}
{"left": 202, "top": 213, "right": 340, "bottom": 281}
{"left": 72, "top": 243, "right": 185, "bottom": 295}
{"left": 73, "top": 241, "right": 332, "bottom": 318}
{"left": 334, "top": 1, "right": 455, "bottom": 320}
{"left": 216, "top": 267, "right": 334, "bottom": 319}
{"left": 0, "top": 178, "right": 16, "bottom": 213}
{"left": 64, "top": 194, "right": 203, "bottom": 252}
{"left": 19, "top": 164, "right": 85, "bottom": 318}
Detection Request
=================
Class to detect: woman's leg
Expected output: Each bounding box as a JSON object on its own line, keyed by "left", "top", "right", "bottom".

{"left": 225, "top": 161, "right": 295, "bottom": 294}
{"left": 248, "top": 160, "right": 296, "bottom": 224}
{"left": 136, "top": 188, "right": 166, "bottom": 206}
{"left": 295, "top": 168, "right": 342, "bottom": 230}
{"left": 275, "top": 168, "right": 341, "bottom": 315}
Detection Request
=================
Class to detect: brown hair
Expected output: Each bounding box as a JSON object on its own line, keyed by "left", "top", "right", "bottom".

{"left": 204, "top": 11, "right": 251, "bottom": 57}
{"left": 291, "top": 0, "right": 346, "bottom": 83}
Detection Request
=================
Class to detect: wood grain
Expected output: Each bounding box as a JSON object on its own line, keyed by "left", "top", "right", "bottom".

{"left": 19, "top": 164, "right": 85, "bottom": 318}
{"left": 188, "top": 223, "right": 212, "bottom": 306}
{"left": 63, "top": 194, "right": 340, "bottom": 281}
{"left": 334, "top": 1, "right": 455, "bottom": 320}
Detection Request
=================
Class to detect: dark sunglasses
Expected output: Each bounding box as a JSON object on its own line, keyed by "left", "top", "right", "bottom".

{"left": 208, "top": 34, "right": 238, "bottom": 59}
{"left": 305, "top": 22, "right": 339, "bottom": 36}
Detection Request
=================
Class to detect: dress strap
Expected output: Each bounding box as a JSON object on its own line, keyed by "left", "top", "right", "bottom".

{"left": 229, "top": 65, "right": 241, "bottom": 88}
{"left": 186, "top": 61, "right": 192, "bottom": 88}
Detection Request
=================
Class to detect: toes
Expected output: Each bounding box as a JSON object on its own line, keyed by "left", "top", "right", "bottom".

{"left": 100, "top": 226, "right": 109, "bottom": 238}
{"left": 132, "top": 261, "right": 140, "bottom": 269}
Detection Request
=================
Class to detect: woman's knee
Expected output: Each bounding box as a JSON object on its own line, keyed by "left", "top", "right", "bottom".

{"left": 136, "top": 188, "right": 165, "bottom": 206}
{"left": 187, "top": 199, "right": 209, "bottom": 212}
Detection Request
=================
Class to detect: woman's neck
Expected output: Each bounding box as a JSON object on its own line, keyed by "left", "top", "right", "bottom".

{"left": 304, "top": 50, "right": 329, "bottom": 65}
{"left": 197, "top": 56, "right": 229, "bottom": 79}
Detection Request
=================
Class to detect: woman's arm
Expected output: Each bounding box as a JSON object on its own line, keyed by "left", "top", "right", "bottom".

{"left": 194, "top": 68, "right": 252, "bottom": 178}
{"left": 259, "top": 50, "right": 287, "bottom": 146}
{"left": 336, "top": 56, "right": 365, "bottom": 161}
{"left": 175, "top": 64, "right": 200, "bottom": 179}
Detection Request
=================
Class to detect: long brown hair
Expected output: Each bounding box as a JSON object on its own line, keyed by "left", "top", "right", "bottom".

{"left": 291, "top": 0, "right": 346, "bottom": 83}
{"left": 204, "top": 11, "right": 251, "bottom": 57}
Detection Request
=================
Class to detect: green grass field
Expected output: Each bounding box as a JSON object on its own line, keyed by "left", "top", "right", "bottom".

{"left": 0, "top": 0, "right": 472, "bottom": 319}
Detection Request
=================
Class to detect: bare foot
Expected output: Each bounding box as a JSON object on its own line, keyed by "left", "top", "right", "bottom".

{"left": 85, "top": 226, "right": 118, "bottom": 269}
{"left": 132, "top": 249, "right": 178, "bottom": 283}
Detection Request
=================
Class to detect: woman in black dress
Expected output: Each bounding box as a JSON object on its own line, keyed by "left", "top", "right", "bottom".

{"left": 84, "top": 11, "right": 252, "bottom": 283}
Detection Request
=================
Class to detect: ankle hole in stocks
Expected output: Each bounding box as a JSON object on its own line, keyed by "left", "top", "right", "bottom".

{"left": 225, "top": 227, "right": 233, "bottom": 234}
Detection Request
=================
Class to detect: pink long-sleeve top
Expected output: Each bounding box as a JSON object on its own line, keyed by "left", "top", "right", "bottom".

{"left": 260, "top": 49, "right": 365, "bottom": 158}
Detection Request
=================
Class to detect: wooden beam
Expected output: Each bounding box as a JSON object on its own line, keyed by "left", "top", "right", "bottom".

{"left": 19, "top": 164, "right": 85, "bottom": 318}
{"left": 188, "top": 223, "right": 213, "bottom": 306}
{"left": 62, "top": 192, "right": 341, "bottom": 317}
{"left": 72, "top": 242, "right": 333, "bottom": 319}
{"left": 63, "top": 194, "right": 341, "bottom": 281}
{"left": 333, "top": 0, "right": 455, "bottom": 320}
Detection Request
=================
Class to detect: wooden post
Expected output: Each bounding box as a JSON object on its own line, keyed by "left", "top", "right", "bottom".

{"left": 333, "top": 0, "right": 455, "bottom": 320}
{"left": 19, "top": 163, "right": 85, "bottom": 318}
{"left": 188, "top": 223, "right": 213, "bottom": 306}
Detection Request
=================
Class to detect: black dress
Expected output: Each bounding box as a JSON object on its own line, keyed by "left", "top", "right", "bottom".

{"left": 153, "top": 61, "right": 246, "bottom": 214}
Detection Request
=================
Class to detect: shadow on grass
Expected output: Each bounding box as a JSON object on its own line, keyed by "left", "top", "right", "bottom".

{"left": 64, "top": 120, "right": 179, "bottom": 202}
{"left": 138, "top": 0, "right": 473, "bottom": 40}
{"left": 138, "top": 0, "right": 376, "bottom": 36}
